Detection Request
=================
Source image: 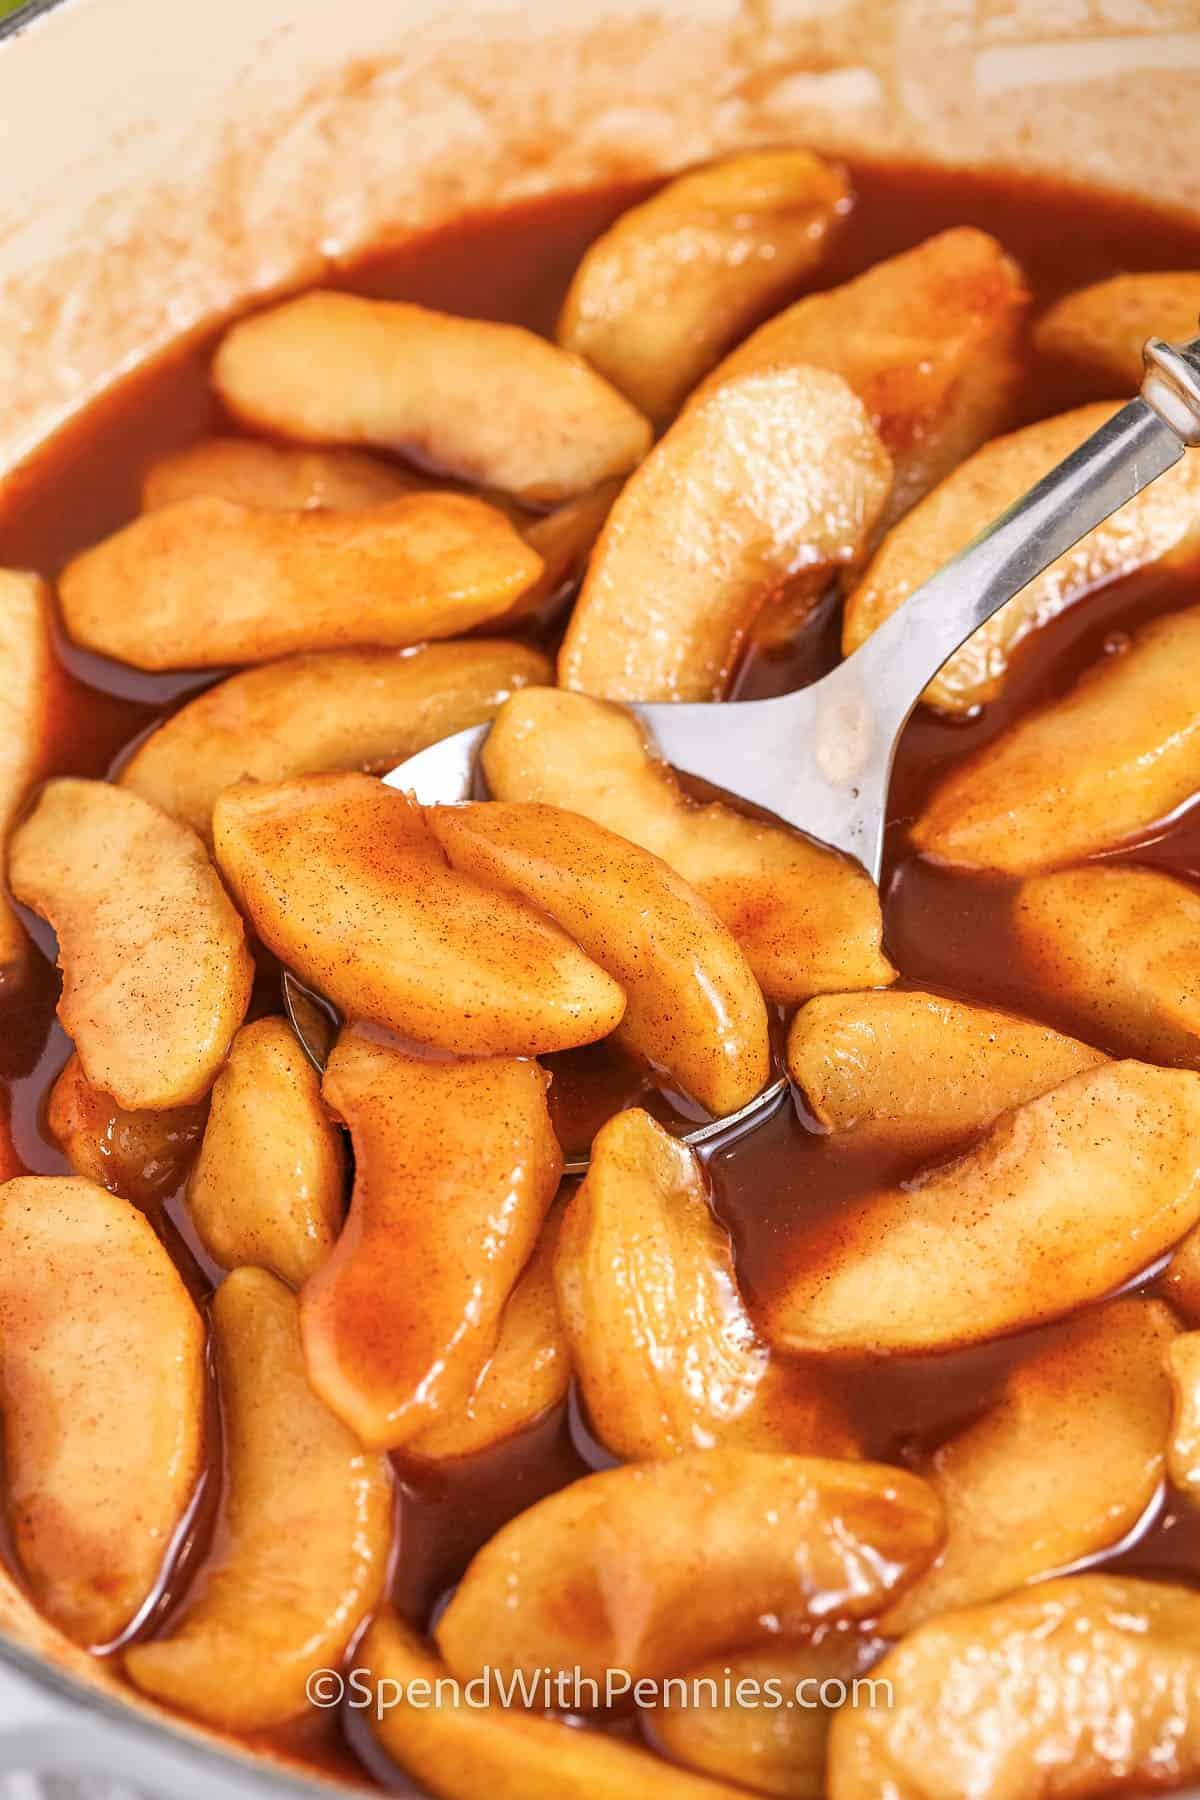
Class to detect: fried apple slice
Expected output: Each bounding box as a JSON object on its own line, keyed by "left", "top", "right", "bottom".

{"left": 557, "top": 1109, "right": 858, "bottom": 1459}
{"left": 767, "top": 1060, "right": 1200, "bottom": 1356}
{"left": 710, "top": 227, "right": 1028, "bottom": 526}
{"left": 187, "top": 1017, "right": 344, "bottom": 1286}
{"left": 429, "top": 803, "right": 769, "bottom": 1114}
{"left": 126, "top": 1267, "right": 392, "bottom": 1729}
{"left": 845, "top": 405, "right": 1200, "bottom": 715}
{"left": 828, "top": 1576, "right": 1200, "bottom": 1800}
{"left": 558, "top": 150, "right": 850, "bottom": 424}
{"left": 787, "top": 990, "right": 1104, "bottom": 1153}
{"left": 1166, "top": 1225, "right": 1200, "bottom": 1323}
{"left": 1035, "top": 271, "right": 1200, "bottom": 394}
{"left": 122, "top": 640, "right": 550, "bottom": 842}
{"left": 301, "top": 1026, "right": 561, "bottom": 1448}
{"left": 213, "top": 292, "right": 651, "bottom": 505}
{"left": 1166, "top": 1333, "right": 1200, "bottom": 1504}
{"left": 649, "top": 1628, "right": 887, "bottom": 1800}
{"left": 141, "top": 435, "right": 424, "bottom": 512}
{"left": 1013, "top": 867, "right": 1200, "bottom": 1066}
{"left": 60, "top": 491, "right": 542, "bottom": 671}
{"left": 558, "top": 364, "right": 892, "bottom": 701}
{"left": 47, "top": 1053, "right": 208, "bottom": 1207}
{"left": 405, "top": 1199, "right": 568, "bottom": 1464}
{"left": 0, "top": 572, "right": 55, "bottom": 988}
{"left": 0, "top": 1175, "right": 204, "bottom": 1646}
{"left": 10, "top": 781, "right": 253, "bottom": 1110}
{"left": 214, "top": 774, "right": 623, "bottom": 1056}
{"left": 501, "top": 480, "right": 622, "bottom": 622}
{"left": 913, "top": 606, "right": 1200, "bottom": 869}
{"left": 482, "top": 687, "right": 894, "bottom": 1003}
{"left": 438, "top": 1453, "right": 941, "bottom": 1691}
{"left": 881, "top": 1299, "right": 1175, "bottom": 1635}
{"left": 361, "top": 1612, "right": 749, "bottom": 1800}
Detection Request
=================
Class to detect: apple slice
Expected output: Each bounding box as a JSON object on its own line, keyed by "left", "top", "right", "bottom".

{"left": 60, "top": 491, "right": 542, "bottom": 671}
{"left": 121, "top": 639, "right": 551, "bottom": 841}
{"left": 845, "top": 404, "right": 1200, "bottom": 715}
{"left": 1013, "top": 867, "right": 1200, "bottom": 1066}
{"left": 828, "top": 1576, "right": 1200, "bottom": 1800}
{"left": 787, "top": 990, "right": 1104, "bottom": 1153}
{"left": 766, "top": 1060, "right": 1200, "bottom": 1356}
{"left": 142, "top": 435, "right": 424, "bottom": 512}
{"left": 0, "top": 1174, "right": 204, "bottom": 1646}
{"left": 125, "top": 1267, "right": 392, "bottom": 1729}
{"left": 300, "top": 1025, "right": 561, "bottom": 1448}
{"left": 187, "top": 1017, "right": 345, "bottom": 1286}
{"left": 1035, "top": 271, "right": 1200, "bottom": 394}
{"left": 502, "top": 479, "right": 622, "bottom": 622}
{"left": 483, "top": 687, "right": 894, "bottom": 1003}
{"left": 213, "top": 291, "right": 652, "bottom": 505}
{"left": 437, "top": 1452, "right": 941, "bottom": 1692}
{"left": 1166, "top": 1333, "right": 1200, "bottom": 1505}
{"left": 913, "top": 606, "right": 1200, "bottom": 870}
{"left": 0, "top": 571, "right": 55, "bottom": 988}
{"left": 881, "top": 1298, "right": 1175, "bottom": 1634}
{"left": 47, "top": 1053, "right": 208, "bottom": 1207}
{"left": 710, "top": 227, "right": 1028, "bottom": 526}
{"left": 428, "top": 802, "right": 769, "bottom": 1115}
{"left": 556, "top": 1109, "right": 859, "bottom": 1459}
{"left": 10, "top": 780, "right": 253, "bottom": 1110}
{"left": 1167, "top": 1227, "right": 1200, "bottom": 1323}
{"left": 214, "top": 774, "right": 624, "bottom": 1057}
{"left": 360, "top": 1611, "right": 749, "bottom": 1800}
{"left": 558, "top": 363, "right": 892, "bottom": 701}
{"left": 558, "top": 150, "right": 850, "bottom": 424}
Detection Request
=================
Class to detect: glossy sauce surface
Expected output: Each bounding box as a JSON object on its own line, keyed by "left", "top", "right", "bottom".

{"left": 5, "top": 160, "right": 1200, "bottom": 1785}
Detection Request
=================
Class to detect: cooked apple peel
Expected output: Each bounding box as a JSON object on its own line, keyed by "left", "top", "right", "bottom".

{"left": 556, "top": 1109, "right": 859, "bottom": 1459}
{"left": 766, "top": 1060, "right": 1200, "bottom": 1355}
{"left": 47, "top": 1053, "right": 208, "bottom": 1207}
{"left": 436, "top": 1451, "right": 943, "bottom": 1691}
{"left": 213, "top": 291, "right": 652, "bottom": 504}
{"left": 141, "top": 435, "right": 426, "bottom": 512}
{"left": 482, "top": 687, "right": 895, "bottom": 1003}
{"left": 429, "top": 802, "right": 769, "bottom": 1115}
{"left": 9, "top": 780, "right": 253, "bottom": 1110}
{"left": 0, "top": 1175, "right": 205, "bottom": 1646}
{"left": 125, "top": 1267, "right": 392, "bottom": 1730}
{"left": 1034, "top": 271, "right": 1200, "bottom": 394}
{"left": 301, "top": 1026, "right": 562, "bottom": 1449}
{"left": 0, "top": 571, "right": 55, "bottom": 988}
{"left": 214, "top": 774, "right": 624, "bottom": 1057}
{"left": 558, "top": 150, "right": 850, "bottom": 423}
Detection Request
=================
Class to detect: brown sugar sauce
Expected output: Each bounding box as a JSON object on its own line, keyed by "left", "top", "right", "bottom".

{"left": 5, "top": 160, "right": 1200, "bottom": 1783}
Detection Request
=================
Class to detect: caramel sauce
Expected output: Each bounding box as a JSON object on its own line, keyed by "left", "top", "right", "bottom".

{"left": 5, "top": 160, "right": 1200, "bottom": 1782}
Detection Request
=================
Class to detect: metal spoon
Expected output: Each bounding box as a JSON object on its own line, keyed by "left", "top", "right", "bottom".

{"left": 286, "top": 331, "right": 1200, "bottom": 1168}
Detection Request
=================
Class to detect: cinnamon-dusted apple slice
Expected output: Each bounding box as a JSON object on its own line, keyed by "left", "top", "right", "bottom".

{"left": 558, "top": 364, "right": 892, "bottom": 701}
{"left": 844, "top": 404, "right": 1200, "bottom": 715}
{"left": 483, "top": 688, "right": 894, "bottom": 1002}
{"left": 142, "top": 435, "right": 425, "bottom": 512}
{"left": 213, "top": 292, "right": 652, "bottom": 505}
{"left": 881, "top": 1298, "right": 1175, "bottom": 1635}
{"left": 0, "top": 1175, "right": 204, "bottom": 1646}
{"left": 913, "top": 606, "right": 1200, "bottom": 871}
{"left": 1013, "top": 867, "right": 1200, "bottom": 1066}
{"left": 1166, "top": 1226, "right": 1200, "bottom": 1323}
{"left": 787, "top": 990, "right": 1104, "bottom": 1153}
{"left": 1166, "top": 1333, "right": 1200, "bottom": 1504}
{"left": 187, "top": 1018, "right": 344, "bottom": 1286}
{"left": 301, "top": 1025, "right": 561, "bottom": 1448}
{"left": 767, "top": 1060, "right": 1200, "bottom": 1356}
{"left": 405, "top": 1198, "right": 568, "bottom": 1464}
{"left": 828, "top": 1577, "right": 1200, "bottom": 1800}
{"left": 10, "top": 781, "right": 253, "bottom": 1110}
{"left": 1035, "top": 271, "right": 1200, "bottom": 394}
{"left": 501, "top": 479, "right": 622, "bottom": 622}
{"left": 360, "top": 1612, "right": 750, "bottom": 1800}
{"left": 121, "top": 640, "right": 551, "bottom": 841}
{"left": 428, "top": 803, "right": 769, "bottom": 1114}
{"left": 60, "top": 491, "right": 542, "bottom": 671}
{"left": 556, "top": 1110, "right": 859, "bottom": 1459}
{"left": 47, "top": 1053, "right": 208, "bottom": 1207}
{"left": 437, "top": 1452, "right": 942, "bottom": 1691}
{"left": 710, "top": 227, "right": 1028, "bottom": 525}
{"left": 0, "top": 571, "right": 55, "bottom": 988}
{"left": 214, "top": 775, "right": 623, "bottom": 1057}
{"left": 126, "top": 1267, "right": 392, "bottom": 1729}
{"left": 558, "top": 150, "right": 850, "bottom": 424}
